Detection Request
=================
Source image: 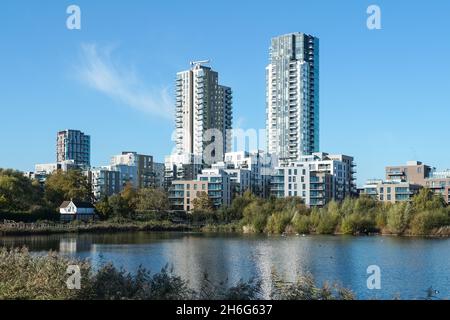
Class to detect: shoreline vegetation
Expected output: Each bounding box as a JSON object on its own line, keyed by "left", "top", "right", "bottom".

{"left": 1, "top": 168, "right": 450, "bottom": 237}
{"left": 1, "top": 247, "right": 444, "bottom": 300}
{"left": 0, "top": 247, "right": 353, "bottom": 300}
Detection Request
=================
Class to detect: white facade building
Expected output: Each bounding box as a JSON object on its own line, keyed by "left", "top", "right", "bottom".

{"left": 224, "top": 151, "right": 276, "bottom": 198}
{"left": 197, "top": 168, "right": 232, "bottom": 208}
{"left": 271, "top": 152, "right": 356, "bottom": 207}
{"left": 174, "top": 62, "right": 232, "bottom": 163}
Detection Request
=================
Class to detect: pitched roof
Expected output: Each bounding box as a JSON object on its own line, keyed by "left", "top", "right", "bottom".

{"left": 60, "top": 201, "right": 94, "bottom": 209}
{"left": 60, "top": 201, "right": 71, "bottom": 208}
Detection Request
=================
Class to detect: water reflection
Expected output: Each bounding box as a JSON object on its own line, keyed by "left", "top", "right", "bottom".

{"left": 1, "top": 232, "right": 449, "bottom": 299}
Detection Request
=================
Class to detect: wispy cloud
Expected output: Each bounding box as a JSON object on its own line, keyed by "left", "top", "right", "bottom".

{"left": 76, "top": 43, "right": 173, "bottom": 120}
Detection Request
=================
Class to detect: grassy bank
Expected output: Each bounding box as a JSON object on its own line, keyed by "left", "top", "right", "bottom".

{"left": 0, "top": 247, "right": 354, "bottom": 300}
{"left": 0, "top": 220, "right": 192, "bottom": 236}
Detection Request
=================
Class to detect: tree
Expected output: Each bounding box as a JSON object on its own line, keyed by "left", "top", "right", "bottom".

{"left": 0, "top": 169, "right": 43, "bottom": 212}
{"left": 192, "top": 192, "right": 214, "bottom": 213}
{"left": 121, "top": 182, "right": 138, "bottom": 210}
{"left": 136, "top": 188, "right": 169, "bottom": 212}
{"left": 44, "top": 170, "right": 92, "bottom": 209}
{"left": 108, "top": 194, "right": 133, "bottom": 219}
{"left": 386, "top": 202, "right": 412, "bottom": 234}
{"left": 95, "top": 197, "right": 112, "bottom": 220}
{"left": 412, "top": 188, "right": 446, "bottom": 213}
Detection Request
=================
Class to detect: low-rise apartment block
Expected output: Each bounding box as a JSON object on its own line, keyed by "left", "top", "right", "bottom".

{"left": 380, "top": 161, "right": 450, "bottom": 204}
{"left": 270, "top": 152, "right": 356, "bottom": 207}
{"left": 425, "top": 170, "right": 450, "bottom": 204}
{"left": 168, "top": 168, "right": 231, "bottom": 212}
{"left": 360, "top": 179, "right": 422, "bottom": 203}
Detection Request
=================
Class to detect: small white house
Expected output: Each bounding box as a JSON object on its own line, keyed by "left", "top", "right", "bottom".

{"left": 59, "top": 201, "right": 96, "bottom": 222}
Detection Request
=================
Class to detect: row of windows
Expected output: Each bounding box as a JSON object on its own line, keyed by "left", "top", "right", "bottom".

{"left": 287, "top": 191, "right": 306, "bottom": 197}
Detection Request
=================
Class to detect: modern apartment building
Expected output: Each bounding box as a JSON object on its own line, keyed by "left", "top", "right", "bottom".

{"left": 425, "top": 170, "right": 450, "bottom": 204}
{"left": 168, "top": 180, "right": 209, "bottom": 212}
{"left": 361, "top": 179, "right": 422, "bottom": 203}
{"left": 174, "top": 62, "right": 232, "bottom": 162}
{"left": 210, "top": 162, "right": 252, "bottom": 197}
{"left": 223, "top": 151, "right": 276, "bottom": 198}
{"left": 270, "top": 152, "right": 356, "bottom": 207}
{"left": 87, "top": 168, "right": 121, "bottom": 200}
{"left": 266, "top": 33, "right": 319, "bottom": 163}
{"left": 164, "top": 154, "right": 204, "bottom": 189}
{"left": 57, "top": 130, "right": 90, "bottom": 167}
{"left": 382, "top": 161, "right": 450, "bottom": 204}
{"left": 385, "top": 161, "right": 433, "bottom": 185}
{"left": 168, "top": 168, "right": 231, "bottom": 212}
{"left": 197, "top": 168, "right": 231, "bottom": 209}
{"left": 35, "top": 160, "right": 78, "bottom": 175}
{"left": 153, "top": 162, "right": 165, "bottom": 189}
{"left": 110, "top": 152, "right": 155, "bottom": 189}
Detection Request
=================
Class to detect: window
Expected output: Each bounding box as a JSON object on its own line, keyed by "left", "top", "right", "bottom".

{"left": 194, "top": 184, "right": 198, "bottom": 190}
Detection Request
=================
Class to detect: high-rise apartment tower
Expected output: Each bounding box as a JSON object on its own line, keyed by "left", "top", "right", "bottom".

{"left": 266, "top": 33, "right": 319, "bottom": 162}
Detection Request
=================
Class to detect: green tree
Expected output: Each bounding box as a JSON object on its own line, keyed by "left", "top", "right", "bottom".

{"left": 410, "top": 210, "right": 449, "bottom": 235}
{"left": 412, "top": 188, "right": 446, "bottom": 212}
{"left": 291, "top": 212, "right": 311, "bottom": 234}
{"left": 386, "top": 202, "right": 412, "bottom": 234}
{"left": 108, "top": 194, "right": 133, "bottom": 219}
{"left": 241, "top": 201, "right": 269, "bottom": 233}
{"left": 0, "top": 169, "right": 43, "bottom": 212}
{"left": 95, "top": 197, "right": 112, "bottom": 220}
{"left": 136, "top": 188, "right": 170, "bottom": 212}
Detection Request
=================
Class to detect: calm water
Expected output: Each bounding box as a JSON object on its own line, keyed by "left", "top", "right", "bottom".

{"left": 1, "top": 232, "right": 449, "bottom": 299}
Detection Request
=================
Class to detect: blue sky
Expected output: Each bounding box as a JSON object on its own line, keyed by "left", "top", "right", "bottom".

{"left": 1, "top": 0, "right": 450, "bottom": 186}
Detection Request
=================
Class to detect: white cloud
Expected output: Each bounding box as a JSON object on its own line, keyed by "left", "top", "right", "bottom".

{"left": 76, "top": 43, "right": 173, "bottom": 120}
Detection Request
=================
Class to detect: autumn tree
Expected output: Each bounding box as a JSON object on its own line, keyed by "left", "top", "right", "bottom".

{"left": 44, "top": 170, "right": 92, "bottom": 209}
{"left": 192, "top": 192, "right": 214, "bottom": 213}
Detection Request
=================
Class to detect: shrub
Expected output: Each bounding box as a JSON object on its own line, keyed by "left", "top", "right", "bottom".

{"left": 314, "top": 211, "right": 339, "bottom": 235}
{"left": 340, "top": 213, "right": 376, "bottom": 235}
{"left": 291, "top": 213, "right": 311, "bottom": 234}
{"left": 266, "top": 211, "right": 294, "bottom": 234}
{"left": 410, "top": 210, "right": 449, "bottom": 235}
{"left": 0, "top": 247, "right": 355, "bottom": 300}
{"left": 270, "top": 272, "right": 354, "bottom": 300}
{"left": 387, "top": 202, "right": 412, "bottom": 235}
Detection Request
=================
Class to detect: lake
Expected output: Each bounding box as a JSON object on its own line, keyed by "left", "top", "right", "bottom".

{"left": 1, "top": 232, "right": 449, "bottom": 300}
